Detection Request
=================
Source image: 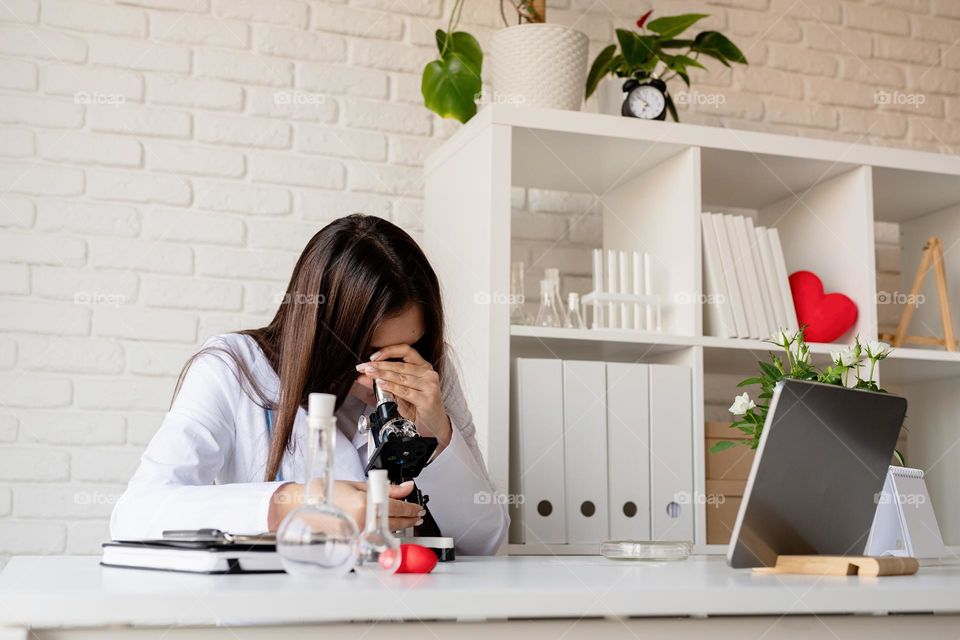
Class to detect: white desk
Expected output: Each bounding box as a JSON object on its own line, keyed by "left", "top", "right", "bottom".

{"left": 2, "top": 555, "right": 959, "bottom": 639}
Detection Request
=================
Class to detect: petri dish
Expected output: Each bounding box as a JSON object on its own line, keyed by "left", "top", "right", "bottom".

{"left": 600, "top": 540, "right": 692, "bottom": 561}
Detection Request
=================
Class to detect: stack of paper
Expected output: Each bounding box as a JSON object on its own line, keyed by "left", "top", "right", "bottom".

{"left": 701, "top": 212, "right": 798, "bottom": 339}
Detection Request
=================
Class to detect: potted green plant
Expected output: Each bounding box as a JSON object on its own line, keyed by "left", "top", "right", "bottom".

{"left": 421, "top": 1, "right": 588, "bottom": 123}
{"left": 585, "top": 11, "right": 747, "bottom": 121}
{"left": 711, "top": 329, "right": 905, "bottom": 464}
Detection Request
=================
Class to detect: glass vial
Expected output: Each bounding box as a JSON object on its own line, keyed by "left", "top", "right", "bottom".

{"left": 277, "top": 393, "right": 359, "bottom": 577}
{"left": 356, "top": 469, "right": 401, "bottom": 574}
{"left": 509, "top": 261, "right": 531, "bottom": 325}
{"left": 565, "top": 292, "right": 586, "bottom": 329}
{"left": 535, "top": 278, "right": 563, "bottom": 328}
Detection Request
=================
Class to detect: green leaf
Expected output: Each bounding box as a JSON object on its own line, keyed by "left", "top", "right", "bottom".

{"left": 659, "top": 39, "right": 695, "bottom": 48}
{"left": 893, "top": 449, "right": 906, "bottom": 466}
{"left": 422, "top": 30, "right": 483, "bottom": 123}
{"left": 693, "top": 31, "right": 748, "bottom": 65}
{"left": 444, "top": 30, "right": 483, "bottom": 74}
{"left": 647, "top": 13, "right": 709, "bottom": 39}
{"left": 737, "top": 377, "right": 764, "bottom": 387}
{"left": 671, "top": 54, "right": 706, "bottom": 71}
{"left": 616, "top": 29, "right": 657, "bottom": 67}
{"left": 585, "top": 44, "right": 617, "bottom": 99}
{"left": 709, "top": 440, "right": 737, "bottom": 453}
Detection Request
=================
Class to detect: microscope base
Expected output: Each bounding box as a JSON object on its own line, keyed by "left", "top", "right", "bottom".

{"left": 404, "top": 536, "right": 455, "bottom": 562}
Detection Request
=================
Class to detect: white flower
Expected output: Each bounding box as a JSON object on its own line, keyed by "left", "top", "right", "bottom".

{"left": 866, "top": 341, "right": 891, "bottom": 359}
{"left": 831, "top": 346, "right": 859, "bottom": 367}
{"left": 729, "top": 392, "right": 756, "bottom": 416}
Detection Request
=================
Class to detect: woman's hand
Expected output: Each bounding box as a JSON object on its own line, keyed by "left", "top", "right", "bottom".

{"left": 355, "top": 344, "right": 452, "bottom": 450}
{"left": 268, "top": 480, "right": 423, "bottom": 531}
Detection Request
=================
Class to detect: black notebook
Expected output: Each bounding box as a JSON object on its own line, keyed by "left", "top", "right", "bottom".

{"left": 101, "top": 530, "right": 282, "bottom": 574}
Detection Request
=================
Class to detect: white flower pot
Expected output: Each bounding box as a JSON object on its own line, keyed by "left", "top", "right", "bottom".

{"left": 488, "top": 23, "right": 589, "bottom": 111}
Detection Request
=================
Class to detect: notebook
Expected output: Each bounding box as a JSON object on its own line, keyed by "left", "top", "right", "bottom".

{"left": 101, "top": 530, "right": 282, "bottom": 574}
{"left": 865, "top": 466, "right": 947, "bottom": 560}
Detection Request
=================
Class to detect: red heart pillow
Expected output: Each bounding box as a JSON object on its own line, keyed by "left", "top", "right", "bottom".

{"left": 788, "top": 271, "right": 858, "bottom": 343}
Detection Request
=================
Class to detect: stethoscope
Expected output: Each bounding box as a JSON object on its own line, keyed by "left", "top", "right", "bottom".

{"left": 264, "top": 408, "right": 283, "bottom": 482}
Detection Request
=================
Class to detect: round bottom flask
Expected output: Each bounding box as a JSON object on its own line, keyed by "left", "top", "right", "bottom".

{"left": 277, "top": 503, "right": 359, "bottom": 577}
{"left": 276, "top": 393, "right": 360, "bottom": 578}
{"left": 356, "top": 469, "right": 401, "bottom": 574}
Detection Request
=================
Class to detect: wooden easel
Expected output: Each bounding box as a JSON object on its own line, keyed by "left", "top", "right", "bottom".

{"left": 879, "top": 237, "right": 956, "bottom": 352}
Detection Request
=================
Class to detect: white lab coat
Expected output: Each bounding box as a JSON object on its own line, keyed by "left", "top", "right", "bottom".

{"left": 110, "top": 333, "right": 508, "bottom": 555}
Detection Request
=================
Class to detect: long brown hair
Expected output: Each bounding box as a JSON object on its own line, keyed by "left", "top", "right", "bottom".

{"left": 174, "top": 214, "right": 445, "bottom": 481}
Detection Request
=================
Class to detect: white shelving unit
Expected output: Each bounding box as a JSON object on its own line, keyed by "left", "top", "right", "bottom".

{"left": 423, "top": 105, "right": 960, "bottom": 555}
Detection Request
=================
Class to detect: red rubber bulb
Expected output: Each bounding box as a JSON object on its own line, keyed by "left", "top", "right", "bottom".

{"left": 395, "top": 543, "right": 438, "bottom": 574}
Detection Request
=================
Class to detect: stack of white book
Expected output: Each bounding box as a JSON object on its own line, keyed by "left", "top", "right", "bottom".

{"left": 701, "top": 212, "right": 799, "bottom": 339}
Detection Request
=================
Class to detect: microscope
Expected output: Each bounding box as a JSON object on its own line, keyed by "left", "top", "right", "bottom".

{"left": 358, "top": 383, "right": 455, "bottom": 561}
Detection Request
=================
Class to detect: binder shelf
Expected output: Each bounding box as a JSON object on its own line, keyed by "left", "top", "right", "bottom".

{"left": 423, "top": 106, "right": 960, "bottom": 555}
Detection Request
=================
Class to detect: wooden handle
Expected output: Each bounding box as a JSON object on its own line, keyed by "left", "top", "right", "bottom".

{"left": 754, "top": 555, "right": 919, "bottom": 577}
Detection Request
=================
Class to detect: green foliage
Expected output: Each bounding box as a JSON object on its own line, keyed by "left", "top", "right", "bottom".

{"left": 421, "top": 29, "right": 483, "bottom": 123}
{"left": 709, "top": 331, "right": 902, "bottom": 464}
{"left": 584, "top": 12, "right": 748, "bottom": 122}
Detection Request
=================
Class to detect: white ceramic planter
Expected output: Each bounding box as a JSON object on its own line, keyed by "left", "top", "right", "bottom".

{"left": 488, "top": 23, "right": 589, "bottom": 111}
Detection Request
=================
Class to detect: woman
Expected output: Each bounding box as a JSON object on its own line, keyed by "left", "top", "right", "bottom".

{"left": 110, "top": 214, "right": 508, "bottom": 555}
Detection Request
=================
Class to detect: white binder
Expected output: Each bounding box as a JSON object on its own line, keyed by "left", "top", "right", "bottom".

{"left": 606, "top": 362, "right": 650, "bottom": 540}
{"left": 649, "top": 364, "right": 694, "bottom": 541}
{"left": 515, "top": 358, "right": 566, "bottom": 544}
{"left": 865, "top": 466, "right": 947, "bottom": 559}
{"left": 700, "top": 213, "right": 736, "bottom": 338}
{"left": 562, "top": 360, "right": 609, "bottom": 544}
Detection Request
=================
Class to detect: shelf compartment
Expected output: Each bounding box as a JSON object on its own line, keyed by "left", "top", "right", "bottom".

{"left": 879, "top": 348, "right": 960, "bottom": 386}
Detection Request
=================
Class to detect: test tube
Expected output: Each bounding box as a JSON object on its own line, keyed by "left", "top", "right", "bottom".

{"left": 591, "top": 248, "right": 604, "bottom": 329}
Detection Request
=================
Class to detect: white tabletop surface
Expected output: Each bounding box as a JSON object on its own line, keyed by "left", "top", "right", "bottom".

{"left": 2, "top": 555, "right": 960, "bottom": 629}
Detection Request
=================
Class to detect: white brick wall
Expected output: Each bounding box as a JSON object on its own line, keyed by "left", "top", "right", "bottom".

{"left": 0, "top": 0, "right": 956, "bottom": 565}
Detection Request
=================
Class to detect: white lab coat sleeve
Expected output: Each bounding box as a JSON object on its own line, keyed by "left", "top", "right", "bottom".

{"left": 414, "top": 355, "right": 509, "bottom": 555}
{"left": 110, "top": 343, "right": 284, "bottom": 540}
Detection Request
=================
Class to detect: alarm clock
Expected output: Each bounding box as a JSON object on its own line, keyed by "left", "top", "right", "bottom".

{"left": 621, "top": 78, "right": 667, "bottom": 120}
